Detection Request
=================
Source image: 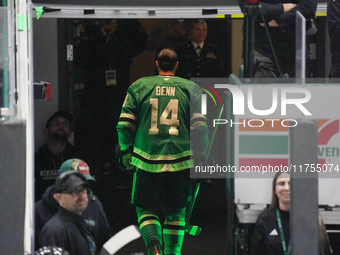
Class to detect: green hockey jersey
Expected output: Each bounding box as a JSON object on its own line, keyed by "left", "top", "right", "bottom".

{"left": 117, "top": 75, "right": 208, "bottom": 173}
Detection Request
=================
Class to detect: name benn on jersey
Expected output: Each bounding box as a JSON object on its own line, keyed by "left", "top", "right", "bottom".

{"left": 156, "top": 86, "right": 175, "bottom": 96}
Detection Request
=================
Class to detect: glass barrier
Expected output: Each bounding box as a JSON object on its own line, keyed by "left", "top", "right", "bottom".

{"left": 296, "top": 11, "right": 306, "bottom": 79}
{"left": 190, "top": 77, "right": 340, "bottom": 203}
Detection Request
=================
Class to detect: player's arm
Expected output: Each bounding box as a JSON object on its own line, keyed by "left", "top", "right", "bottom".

{"left": 278, "top": 0, "right": 317, "bottom": 34}
{"left": 117, "top": 88, "right": 138, "bottom": 149}
{"left": 238, "top": 0, "right": 285, "bottom": 21}
{"left": 116, "top": 87, "right": 138, "bottom": 170}
{"left": 191, "top": 113, "right": 209, "bottom": 165}
{"left": 190, "top": 84, "right": 209, "bottom": 160}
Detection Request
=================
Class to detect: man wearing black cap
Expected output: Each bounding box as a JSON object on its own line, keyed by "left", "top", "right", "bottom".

{"left": 40, "top": 171, "right": 97, "bottom": 255}
{"left": 35, "top": 159, "right": 111, "bottom": 252}
{"left": 35, "top": 110, "right": 89, "bottom": 202}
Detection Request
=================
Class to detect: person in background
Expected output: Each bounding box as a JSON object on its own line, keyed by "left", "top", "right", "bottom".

{"left": 74, "top": 19, "right": 147, "bottom": 172}
{"left": 175, "top": 19, "right": 226, "bottom": 79}
{"left": 147, "top": 20, "right": 189, "bottom": 53}
{"left": 35, "top": 159, "right": 111, "bottom": 253}
{"left": 147, "top": 20, "right": 189, "bottom": 75}
{"left": 238, "top": 0, "right": 317, "bottom": 78}
{"left": 327, "top": 0, "right": 340, "bottom": 78}
{"left": 40, "top": 170, "right": 98, "bottom": 255}
{"left": 73, "top": 20, "right": 148, "bottom": 233}
{"left": 250, "top": 171, "right": 332, "bottom": 255}
{"left": 35, "top": 110, "right": 89, "bottom": 202}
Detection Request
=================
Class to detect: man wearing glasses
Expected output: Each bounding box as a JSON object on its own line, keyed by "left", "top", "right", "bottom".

{"left": 40, "top": 170, "right": 97, "bottom": 255}
{"left": 35, "top": 110, "right": 89, "bottom": 202}
{"left": 35, "top": 159, "right": 111, "bottom": 253}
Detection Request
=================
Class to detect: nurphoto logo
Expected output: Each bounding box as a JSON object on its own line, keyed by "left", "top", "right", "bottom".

{"left": 202, "top": 84, "right": 311, "bottom": 116}
{"left": 200, "top": 82, "right": 312, "bottom": 129}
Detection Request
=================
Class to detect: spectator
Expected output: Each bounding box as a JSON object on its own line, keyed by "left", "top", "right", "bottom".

{"left": 35, "top": 159, "right": 111, "bottom": 252}
{"left": 116, "top": 48, "right": 209, "bottom": 255}
{"left": 74, "top": 19, "right": 147, "bottom": 172}
{"left": 250, "top": 171, "right": 333, "bottom": 255}
{"left": 238, "top": 0, "right": 317, "bottom": 78}
{"left": 327, "top": 0, "right": 340, "bottom": 78}
{"left": 39, "top": 171, "right": 98, "bottom": 255}
{"left": 35, "top": 110, "right": 89, "bottom": 202}
{"left": 175, "top": 20, "right": 226, "bottom": 79}
{"left": 147, "top": 20, "right": 189, "bottom": 53}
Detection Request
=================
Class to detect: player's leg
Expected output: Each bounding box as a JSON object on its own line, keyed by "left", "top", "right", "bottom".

{"left": 163, "top": 169, "right": 193, "bottom": 255}
{"left": 136, "top": 207, "right": 163, "bottom": 255}
{"left": 163, "top": 208, "right": 186, "bottom": 255}
{"left": 132, "top": 168, "right": 163, "bottom": 254}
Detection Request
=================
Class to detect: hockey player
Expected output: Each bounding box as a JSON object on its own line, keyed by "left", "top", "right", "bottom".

{"left": 116, "top": 48, "right": 209, "bottom": 255}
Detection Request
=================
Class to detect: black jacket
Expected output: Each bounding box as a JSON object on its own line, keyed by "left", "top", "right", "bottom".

{"left": 40, "top": 206, "right": 97, "bottom": 255}
{"left": 76, "top": 20, "right": 147, "bottom": 106}
{"left": 34, "top": 143, "right": 89, "bottom": 202}
{"left": 250, "top": 208, "right": 290, "bottom": 255}
{"left": 36, "top": 185, "right": 111, "bottom": 253}
{"left": 250, "top": 208, "right": 332, "bottom": 255}
{"left": 327, "top": 0, "right": 340, "bottom": 77}
{"left": 175, "top": 41, "right": 225, "bottom": 79}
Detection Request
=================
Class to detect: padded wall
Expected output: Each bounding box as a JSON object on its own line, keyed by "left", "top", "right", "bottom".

{"left": 0, "top": 120, "right": 26, "bottom": 254}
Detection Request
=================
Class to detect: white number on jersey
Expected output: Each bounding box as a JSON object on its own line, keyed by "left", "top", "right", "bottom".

{"left": 149, "top": 98, "right": 179, "bottom": 135}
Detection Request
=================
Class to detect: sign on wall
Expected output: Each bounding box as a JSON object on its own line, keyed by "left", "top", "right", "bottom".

{"left": 233, "top": 85, "right": 340, "bottom": 206}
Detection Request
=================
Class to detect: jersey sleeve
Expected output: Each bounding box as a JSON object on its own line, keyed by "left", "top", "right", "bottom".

{"left": 190, "top": 82, "right": 209, "bottom": 157}
{"left": 116, "top": 85, "right": 139, "bottom": 151}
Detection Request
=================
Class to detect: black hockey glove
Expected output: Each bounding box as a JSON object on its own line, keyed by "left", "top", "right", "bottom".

{"left": 115, "top": 143, "right": 134, "bottom": 171}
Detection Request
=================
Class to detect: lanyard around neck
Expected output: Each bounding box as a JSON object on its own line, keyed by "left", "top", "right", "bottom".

{"left": 276, "top": 209, "right": 291, "bottom": 255}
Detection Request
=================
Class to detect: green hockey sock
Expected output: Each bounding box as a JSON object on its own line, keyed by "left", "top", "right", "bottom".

{"left": 137, "top": 211, "right": 162, "bottom": 248}
{"left": 163, "top": 219, "right": 185, "bottom": 255}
